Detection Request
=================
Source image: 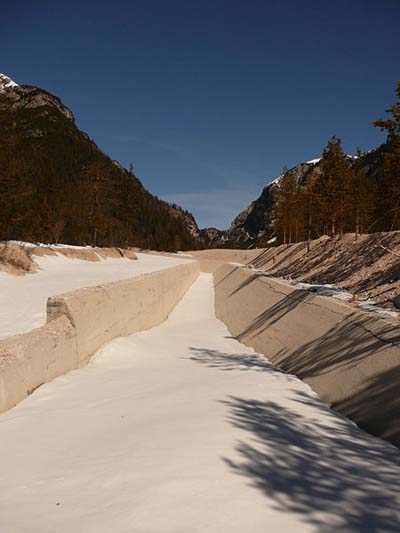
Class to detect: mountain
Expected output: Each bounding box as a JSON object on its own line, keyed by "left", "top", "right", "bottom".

{"left": 203, "top": 160, "right": 321, "bottom": 248}
{"left": 163, "top": 202, "right": 202, "bottom": 240}
{"left": 0, "top": 74, "right": 201, "bottom": 251}
{"left": 199, "top": 227, "right": 227, "bottom": 247}
{"left": 207, "top": 149, "right": 387, "bottom": 249}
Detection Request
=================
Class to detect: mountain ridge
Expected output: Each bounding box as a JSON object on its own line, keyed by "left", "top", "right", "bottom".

{"left": 0, "top": 74, "right": 202, "bottom": 251}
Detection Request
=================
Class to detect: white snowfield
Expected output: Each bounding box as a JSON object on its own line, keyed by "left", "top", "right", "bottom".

{"left": 0, "top": 274, "right": 399, "bottom": 532}
{"left": 0, "top": 252, "right": 192, "bottom": 340}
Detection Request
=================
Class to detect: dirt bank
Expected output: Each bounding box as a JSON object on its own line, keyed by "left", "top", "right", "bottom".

{"left": 0, "top": 243, "right": 138, "bottom": 275}
{"left": 198, "top": 232, "right": 400, "bottom": 309}
{"left": 0, "top": 243, "right": 38, "bottom": 275}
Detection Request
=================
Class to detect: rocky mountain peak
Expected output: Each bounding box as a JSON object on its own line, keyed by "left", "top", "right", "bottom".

{"left": 0, "top": 74, "right": 74, "bottom": 122}
{"left": 0, "top": 73, "right": 19, "bottom": 91}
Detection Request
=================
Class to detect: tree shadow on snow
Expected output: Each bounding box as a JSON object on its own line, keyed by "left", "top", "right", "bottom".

{"left": 187, "top": 347, "right": 287, "bottom": 374}
{"left": 188, "top": 347, "right": 400, "bottom": 529}
{"left": 222, "top": 392, "right": 400, "bottom": 532}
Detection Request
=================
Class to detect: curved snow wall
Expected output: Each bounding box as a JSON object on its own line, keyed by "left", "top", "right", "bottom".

{"left": 214, "top": 263, "right": 400, "bottom": 447}
{"left": 0, "top": 262, "right": 199, "bottom": 413}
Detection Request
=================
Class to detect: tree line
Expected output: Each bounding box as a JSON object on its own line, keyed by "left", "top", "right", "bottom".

{"left": 274, "top": 81, "right": 400, "bottom": 247}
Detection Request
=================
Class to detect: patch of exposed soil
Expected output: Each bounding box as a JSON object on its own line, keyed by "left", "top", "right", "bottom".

{"left": 0, "top": 244, "right": 37, "bottom": 275}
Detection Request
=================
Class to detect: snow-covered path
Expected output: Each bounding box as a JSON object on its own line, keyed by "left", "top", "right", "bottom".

{"left": 0, "top": 252, "right": 191, "bottom": 339}
{"left": 0, "top": 274, "right": 399, "bottom": 532}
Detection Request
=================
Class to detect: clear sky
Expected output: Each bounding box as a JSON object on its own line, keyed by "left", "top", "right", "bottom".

{"left": 2, "top": 0, "right": 399, "bottom": 229}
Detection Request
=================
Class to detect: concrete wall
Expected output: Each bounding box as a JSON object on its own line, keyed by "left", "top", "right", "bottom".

{"left": 214, "top": 263, "right": 400, "bottom": 447}
{"left": 0, "top": 262, "right": 199, "bottom": 413}
{"left": 47, "top": 262, "right": 199, "bottom": 365}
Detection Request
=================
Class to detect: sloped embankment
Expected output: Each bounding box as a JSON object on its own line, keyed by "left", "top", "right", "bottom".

{"left": 249, "top": 231, "right": 400, "bottom": 309}
{"left": 214, "top": 263, "right": 400, "bottom": 448}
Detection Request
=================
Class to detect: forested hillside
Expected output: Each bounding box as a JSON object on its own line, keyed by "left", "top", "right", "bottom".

{"left": 206, "top": 81, "right": 400, "bottom": 249}
{"left": 0, "top": 81, "right": 201, "bottom": 251}
{"left": 274, "top": 81, "right": 400, "bottom": 246}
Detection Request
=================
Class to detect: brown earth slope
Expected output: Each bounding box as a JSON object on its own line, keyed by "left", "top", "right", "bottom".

{"left": 248, "top": 231, "right": 400, "bottom": 309}
{"left": 0, "top": 243, "right": 137, "bottom": 275}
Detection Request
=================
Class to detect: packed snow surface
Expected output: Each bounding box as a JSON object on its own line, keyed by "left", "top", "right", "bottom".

{"left": 0, "top": 252, "right": 192, "bottom": 339}
{"left": 0, "top": 274, "right": 399, "bottom": 532}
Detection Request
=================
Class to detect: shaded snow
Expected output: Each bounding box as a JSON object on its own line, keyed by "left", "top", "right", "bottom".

{"left": 358, "top": 299, "right": 399, "bottom": 319}
{"left": 289, "top": 280, "right": 353, "bottom": 301}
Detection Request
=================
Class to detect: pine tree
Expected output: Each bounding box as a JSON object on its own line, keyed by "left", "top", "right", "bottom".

{"left": 349, "top": 147, "right": 376, "bottom": 238}
{"left": 319, "top": 136, "right": 352, "bottom": 236}
{"left": 373, "top": 81, "right": 400, "bottom": 231}
{"left": 274, "top": 166, "right": 298, "bottom": 244}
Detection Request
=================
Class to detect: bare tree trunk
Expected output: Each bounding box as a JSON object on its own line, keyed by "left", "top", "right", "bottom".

{"left": 355, "top": 209, "right": 359, "bottom": 241}
{"left": 391, "top": 200, "right": 399, "bottom": 231}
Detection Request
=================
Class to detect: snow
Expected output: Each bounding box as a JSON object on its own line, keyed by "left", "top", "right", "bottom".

{"left": 0, "top": 73, "right": 18, "bottom": 91}
{"left": 0, "top": 252, "right": 192, "bottom": 340}
{"left": 290, "top": 281, "right": 400, "bottom": 318}
{"left": 358, "top": 299, "right": 399, "bottom": 319}
{"left": 176, "top": 251, "right": 194, "bottom": 257}
{"left": 0, "top": 273, "right": 399, "bottom": 532}
{"left": 289, "top": 280, "right": 354, "bottom": 301}
{"left": 3, "top": 240, "right": 103, "bottom": 249}
{"left": 306, "top": 158, "right": 321, "bottom": 164}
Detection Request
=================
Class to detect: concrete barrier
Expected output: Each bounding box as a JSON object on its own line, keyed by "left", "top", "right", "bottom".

{"left": 0, "top": 316, "right": 77, "bottom": 413}
{"left": 47, "top": 262, "right": 199, "bottom": 365}
{"left": 214, "top": 263, "right": 400, "bottom": 447}
{"left": 0, "top": 262, "right": 199, "bottom": 413}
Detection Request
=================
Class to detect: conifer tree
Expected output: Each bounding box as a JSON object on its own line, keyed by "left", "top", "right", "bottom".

{"left": 373, "top": 81, "right": 400, "bottom": 231}
{"left": 349, "top": 147, "right": 376, "bottom": 238}
{"left": 319, "top": 136, "right": 351, "bottom": 236}
{"left": 274, "top": 166, "right": 298, "bottom": 244}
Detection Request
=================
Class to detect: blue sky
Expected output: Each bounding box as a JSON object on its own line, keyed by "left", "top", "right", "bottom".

{"left": 2, "top": 0, "right": 399, "bottom": 228}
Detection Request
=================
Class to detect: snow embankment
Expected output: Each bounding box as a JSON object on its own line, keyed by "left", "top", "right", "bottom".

{"left": 0, "top": 274, "right": 399, "bottom": 532}
{"left": 0, "top": 252, "right": 192, "bottom": 340}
